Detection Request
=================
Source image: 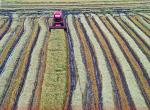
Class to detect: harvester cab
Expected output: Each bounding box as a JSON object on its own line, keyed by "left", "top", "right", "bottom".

{"left": 49, "top": 11, "right": 67, "bottom": 31}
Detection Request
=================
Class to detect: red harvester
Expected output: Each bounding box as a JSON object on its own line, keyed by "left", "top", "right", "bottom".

{"left": 49, "top": 11, "right": 67, "bottom": 31}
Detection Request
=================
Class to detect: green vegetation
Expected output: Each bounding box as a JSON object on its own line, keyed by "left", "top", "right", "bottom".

{"left": 40, "top": 29, "right": 68, "bottom": 110}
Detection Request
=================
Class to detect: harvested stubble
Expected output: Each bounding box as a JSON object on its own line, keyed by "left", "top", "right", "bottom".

{"left": 100, "top": 15, "right": 149, "bottom": 109}
{"left": 1, "top": 19, "right": 39, "bottom": 110}
{"left": 40, "top": 29, "right": 68, "bottom": 110}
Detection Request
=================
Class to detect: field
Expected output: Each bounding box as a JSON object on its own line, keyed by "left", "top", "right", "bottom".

{"left": 0, "top": 1, "right": 150, "bottom": 110}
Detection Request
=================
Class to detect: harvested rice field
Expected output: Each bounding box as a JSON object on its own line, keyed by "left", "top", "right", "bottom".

{"left": 0, "top": 1, "right": 150, "bottom": 110}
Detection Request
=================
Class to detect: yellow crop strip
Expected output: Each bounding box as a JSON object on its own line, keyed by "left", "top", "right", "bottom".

{"left": 40, "top": 29, "right": 68, "bottom": 110}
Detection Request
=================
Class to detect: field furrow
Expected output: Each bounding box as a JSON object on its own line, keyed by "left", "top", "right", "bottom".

{"left": 40, "top": 29, "right": 68, "bottom": 110}
{"left": 0, "top": 19, "right": 39, "bottom": 110}
{"left": 0, "top": 18, "right": 33, "bottom": 107}
{"left": 107, "top": 14, "right": 150, "bottom": 78}
{"left": 114, "top": 16, "right": 150, "bottom": 59}
{"left": 17, "top": 17, "right": 48, "bottom": 110}
{"left": 67, "top": 15, "right": 87, "bottom": 110}
{"left": 100, "top": 15, "right": 149, "bottom": 109}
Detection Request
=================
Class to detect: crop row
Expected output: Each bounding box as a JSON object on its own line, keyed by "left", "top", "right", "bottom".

{"left": 66, "top": 13, "right": 150, "bottom": 110}
{"left": 0, "top": 13, "right": 149, "bottom": 110}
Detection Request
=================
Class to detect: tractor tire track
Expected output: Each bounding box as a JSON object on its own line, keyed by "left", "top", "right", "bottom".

{"left": 100, "top": 15, "right": 149, "bottom": 109}
{"left": 1, "top": 19, "right": 39, "bottom": 110}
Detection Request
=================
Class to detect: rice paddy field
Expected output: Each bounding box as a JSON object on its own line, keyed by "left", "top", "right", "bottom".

{"left": 0, "top": 0, "right": 150, "bottom": 110}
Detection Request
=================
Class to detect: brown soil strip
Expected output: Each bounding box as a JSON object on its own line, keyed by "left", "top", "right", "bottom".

{"left": 1, "top": 19, "right": 39, "bottom": 110}
{"left": 128, "top": 15, "right": 150, "bottom": 37}
{"left": 75, "top": 17, "right": 99, "bottom": 110}
{"left": 0, "top": 18, "right": 24, "bottom": 66}
{"left": 0, "top": 19, "right": 11, "bottom": 40}
{"left": 101, "top": 16, "right": 150, "bottom": 108}
{"left": 115, "top": 16, "right": 150, "bottom": 59}
{"left": 31, "top": 20, "right": 49, "bottom": 110}
{"left": 87, "top": 16, "right": 130, "bottom": 110}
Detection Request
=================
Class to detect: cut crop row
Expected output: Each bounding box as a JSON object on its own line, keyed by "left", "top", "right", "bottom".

{"left": 17, "top": 17, "right": 48, "bottom": 110}
{"left": 114, "top": 16, "right": 150, "bottom": 59}
{"left": 0, "top": 18, "right": 33, "bottom": 108}
{"left": 67, "top": 15, "right": 87, "bottom": 110}
{"left": 1, "top": 18, "right": 39, "bottom": 110}
{"left": 80, "top": 14, "right": 115, "bottom": 110}
{"left": 99, "top": 15, "right": 149, "bottom": 109}
{"left": 128, "top": 15, "right": 150, "bottom": 37}
{"left": 120, "top": 14, "right": 150, "bottom": 47}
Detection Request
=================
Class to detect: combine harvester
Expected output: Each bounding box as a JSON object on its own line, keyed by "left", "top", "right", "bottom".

{"left": 49, "top": 11, "right": 67, "bottom": 31}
